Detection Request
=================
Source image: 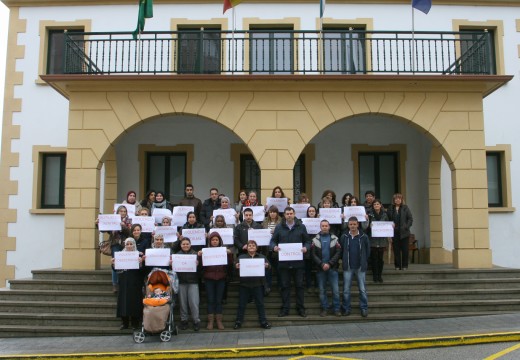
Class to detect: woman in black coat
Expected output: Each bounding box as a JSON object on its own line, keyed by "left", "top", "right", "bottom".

{"left": 387, "top": 193, "right": 413, "bottom": 271}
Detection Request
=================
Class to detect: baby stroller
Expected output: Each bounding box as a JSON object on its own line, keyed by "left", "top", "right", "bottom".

{"left": 133, "top": 268, "right": 179, "bottom": 343}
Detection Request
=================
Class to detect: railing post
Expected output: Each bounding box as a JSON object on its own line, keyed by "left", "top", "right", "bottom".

{"left": 484, "top": 29, "right": 493, "bottom": 75}
{"left": 348, "top": 27, "right": 356, "bottom": 74}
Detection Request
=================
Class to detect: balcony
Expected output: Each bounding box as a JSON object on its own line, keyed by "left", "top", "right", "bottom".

{"left": 64, "top": 29, "right": 494, "bottom": 76}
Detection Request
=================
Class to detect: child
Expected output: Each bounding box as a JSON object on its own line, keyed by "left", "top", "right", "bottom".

{"left": 175, "top": 237, "right": 201, "bottom": 332}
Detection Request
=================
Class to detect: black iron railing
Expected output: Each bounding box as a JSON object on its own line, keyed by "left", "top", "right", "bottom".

{"left": 63, "top": 29, "right": 494, "bottom": 75}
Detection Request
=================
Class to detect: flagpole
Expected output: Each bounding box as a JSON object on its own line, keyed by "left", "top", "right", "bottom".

{"left": 319, "top": 16, "right": 324, "bottom": 74}
{"left": 138, "top": 30, "right": 142, "bottom": 74}
{"left": 411, "top": 1, "right": 416, "bottom": 74}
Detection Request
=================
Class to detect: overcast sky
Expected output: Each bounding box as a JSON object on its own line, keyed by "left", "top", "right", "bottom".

{"left": 0, "top": 3, "right": 9, "bottom": 147}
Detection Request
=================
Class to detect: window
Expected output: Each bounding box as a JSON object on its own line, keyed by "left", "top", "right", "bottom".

{"left": 250, "top": 28, "right": 293, "bottom": 74}
{"left": 41, "top": 153, "right": 66, "bottom": 209}
{"left": 486, "top": 152, "right": 502, "bottom": 207}
{"left": 240, "top": 154, "right": 261, "bottom": 196}
{"left": 323, "top": 27, "right": 366, "bottom": 74}
{"left": 177, "top": 28, "right": 221, "bottom": 74}
{"left": 146, "top": 153, "right": 187, "bottom": 205}
{"left": 358, "top": 152, "right": 399, "bottom": 206}
{"left": 293, "top": 154, "right": 306, "bottom": 197}
{"left": 459, "top": 29, "right": 496, "bottom": 74}
{"left": 47, "top": 29, "right": 84, "bottom": 74}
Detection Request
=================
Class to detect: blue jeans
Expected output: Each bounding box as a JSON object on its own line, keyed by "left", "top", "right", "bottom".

{"left": 316, "top": 269, "right": 340, "bottom": 312}
{"left": 342, "top": 269, "right": 368, "bottom": 312}
{"left": 205, "top": 279, "right": 226, "bottom": 314}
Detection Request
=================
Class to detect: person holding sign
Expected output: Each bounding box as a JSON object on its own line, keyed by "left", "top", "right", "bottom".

{"left": 179, "top": 212, "right": 206, "bottom": 251}
{"left": 233, "top": 240, "right": 272, "bottom": 330}
{"left": 142, "top": 234, "right": 172, "bottom": 273}
{"left": 123, "top": 190, "right": 142, "bottom": 215}
{"left": 113, "top": 238, "right": 144, "bottom": 330}
{"left": 367, "top": 199, "right": 390, "bottom": 283}
{"left": 311, "top": 220, "right": 342, "bottom": 317}
{"left": 199, "top": 232, "right": 233, "bottom": 330}
{"left": 140, "top": 190, "right": 156, "bottom": 211}
{"left": 387, "top": 193, "right": 414, "bottom": 271}
{"left": 151, "top": 191, "right": 173, "bottom": 212}
{"left": 303, "top": 206, "right": 319, "bottom": 294}
{"left": 261, "top": 206, "right": 281, "bottom": 295}
{"left": 270, "top": 207, "right": 310, "bottom": 318}
{"left": 179, "top": 184, "right": 202, "bottom": 221}
{"left": 340, "top": 217, "right": 370, "bottom": 318}
{"left": 200, "top": 188, "right": 221, "bottom": 231}
{"left": 96, "top": 205, "right": 132, "bottom": 293}
{"left": 174, "top": 237, "right": 201, "bottom": 332}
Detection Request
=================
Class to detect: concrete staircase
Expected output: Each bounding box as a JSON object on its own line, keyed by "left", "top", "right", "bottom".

{"left": 1, "top": 265, "right": 520, "bottom": 337}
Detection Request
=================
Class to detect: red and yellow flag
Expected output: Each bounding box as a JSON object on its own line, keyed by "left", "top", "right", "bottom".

{"left": 223, "top": 0, "right": 243, "bottom": 13}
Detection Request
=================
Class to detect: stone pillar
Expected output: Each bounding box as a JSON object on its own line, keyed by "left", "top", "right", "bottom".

{"left": 99, "top": 149, "right": 118, "bottom": 267}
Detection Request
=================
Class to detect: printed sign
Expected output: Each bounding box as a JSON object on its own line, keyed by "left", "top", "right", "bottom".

{"left": 266, "top": 197, "right": 288, "bottom": 212}
{"left": 212, "top": 209, "right": 237, "bottom": 226}
{"left": 278, "top": 242, "right": 303, "bottom": 261}
{"left": 301, "top": 218, "right": 322, "bottom": 235}
{"left": 371, "top": 221, "right": 394, "bottom": 237}
{"left": 343, "top": 206, "right": 367, "bottom": 222}
{"left": 171, "top": 254, "right": 197, "bottom": 273}
{"left": 98, "top": 214, "right": 124, "bottom": 231}
{"left": 248, "top": 229, "right": 272, "bottom": 246}
{"left": 202, "top": 247, "right": 228, "bottom": 266}
{"left": 152, "top": 208, "right": 172, "bottom": 224}
{"left": 114, "top": 251, "right": 139, "bottom": 270}
{"left": 239, "top": 258, "right": 265, "bottom": 277}
{"left": 132, "top": 216, "right": 155, "bottom": 233}
{"left": 319, "top": 208, "right": 342, "bottom": 224}
{"left": 182, "top": 228, "right": 206, "bottom": 246}
{"left": 113, "top": 203, "right": 136, "bottom": 217}
{"left": 292, "top": 204, "right": 311, "bottom": 219}
{"left": 243, "top": 206, "right": 265, "bottom": 222}
{"left": 154, "top": 226, "right": 178, "bottom": 243}
{"left": 144, "top": 248, "right": 171, "bottom": 267}
{"left": 209, "top": 228, "right": 234, "bottom": 245}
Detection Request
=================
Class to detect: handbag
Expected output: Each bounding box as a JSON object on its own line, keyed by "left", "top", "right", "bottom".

{"left": 99, "top": 240, "right": 112, "bottom": 256}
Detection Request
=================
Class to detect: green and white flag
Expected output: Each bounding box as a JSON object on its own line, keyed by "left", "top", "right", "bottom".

{"left": 133, "top": 0, "right": 154, "bottom": 39}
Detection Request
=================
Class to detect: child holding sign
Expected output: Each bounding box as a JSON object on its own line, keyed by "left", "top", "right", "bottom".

{"left": 234, "top": 240, "right": 272, "bottom": 330}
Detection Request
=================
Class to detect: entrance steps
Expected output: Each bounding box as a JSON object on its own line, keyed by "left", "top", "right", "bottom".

{"left": 1, "top": 265, "right": 519, "bottom": 337}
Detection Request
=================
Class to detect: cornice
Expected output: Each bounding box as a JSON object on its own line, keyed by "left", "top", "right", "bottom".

{"left": 3, "top": 0, "right": 520, "bottom": 8}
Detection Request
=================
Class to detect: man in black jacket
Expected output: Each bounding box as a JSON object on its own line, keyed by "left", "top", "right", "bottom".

{"left": 200, "top": 188, "right": 221, "bottom": 231}
{"left": 270, "top": 207, "right": 310, "bottom": 317}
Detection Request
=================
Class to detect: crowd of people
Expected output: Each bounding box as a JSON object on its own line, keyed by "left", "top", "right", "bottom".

{"left": 97, "top": 185, "right": 413, "bottom": 331}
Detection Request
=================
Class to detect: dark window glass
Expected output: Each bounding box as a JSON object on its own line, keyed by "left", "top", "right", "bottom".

{"left": 240, "top": 154, "right": 261, "bottom": 196}
{"left": 323, "top": 27, "right": 366, "bottom": 74}
{"left": 293, "top": 154, "right": 306, "bottom": 198}
{"left": 250, "top": 29, "right": 293, "bottom": 74}
{"left": 47, "top": 29, "right": 83, "bottom": 74}
{"left": 359, "top": 152, "right": 398, "bottom": 206}
{"left": 486, "top": 152, "right": 503, "bottom": 207}
{"left": 41, "top": 153, "right": 66, "bottom": 208}
{"left": 178, "top": 28, "right": 221, "bottom": 74}
{"left": 460, "top": 29, "right": 496, "bottom": 74}
{"left": 146, "top": 153, "right": 187, "bottom": 205}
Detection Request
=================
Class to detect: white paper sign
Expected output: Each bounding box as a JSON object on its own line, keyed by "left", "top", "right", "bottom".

{"left": 98, "top": 214, "right": 124, "bottom": 232}
{"left": 266, "top": 197, "right": 288, "bottom": 212}
{"left": 171, "top": 214, "right": 186, "bottom": 227}
{"left": 154, "top": 226, "right": 178, "bottom": 243}
{"left": 239, "top": 258, "right": 265, "bottom": 277}
{"left": 172, "top": 206, "right": 194, "bottom": 217}
{"left": 202, "top": 247, "right": 228, "bottom": 266}
{"left": 144, "top": 248, "right": 171, "bottom": 267}
{"left": 371, "top": 221, "right": 394, "bottom": 237}
{"left": 209, "top": 228, "right": 234, "bottom": 245}
{"left": 152, "top": 208, "right": 172, "bottom": 224}
{"left": 343, "top": 206, "right": 367, "bottom": 222}
{"left": 212, "top": 209, "right": 237, "bottom": 226}
{"left": 132, "top": 216, "right": 155, "bottom": 233}
{"left": 114, "top": 251, "right": 139, "bottom": 270}
{"left": 278, "top": 243, "right": 303, "bottom": 261}
{"left": 113, "top": 203, "right": 136, "bottom": 217}
{"left": 171, "top": 254, "right": 197, "bottom": 273}
{"left": 243, "top": 206, "right": 265, "bottom": 222}
{"left": 292, "top": 203, "right": 311, "bottom": 219}
{"left": 248, "top": 229, "right": 272, "bottom": 246}
{"left": 319, "top": 208, "right": 342, "bottom": 224}
{"left": 182, "top": 228, "right": 206, "bottom": 246}
{"left": 301, "top": 218, "right": 322, "bottom": 235}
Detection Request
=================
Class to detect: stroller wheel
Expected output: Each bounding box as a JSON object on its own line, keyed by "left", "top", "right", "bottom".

{"left": 160, "top": 330, "right": 172, "bottom": 342}
{"left": 133, "top": 331, "right": 145, "bottom": 343}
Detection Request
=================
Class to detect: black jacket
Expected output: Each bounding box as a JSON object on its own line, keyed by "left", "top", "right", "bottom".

{"left": 236, "top": 253, "right": 270, "bottom": 287}
{"left": 387, "top": 204, "right": 413, "bottom": 240}
{"left": 234, "top": 221, "right": 263, "bottom": 252}
{"left": 270, "top": 219, "right": 310, "bottom": 269}
{"left": 311, "top": 233, "right": 341, "bottom": 271}
{"left": 200, "top": 198, "right": 221, "bottom": 230}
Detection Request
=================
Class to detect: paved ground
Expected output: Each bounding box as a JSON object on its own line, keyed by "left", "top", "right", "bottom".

{"left": 1, "top": 313, "right": 520, "bottom": 359}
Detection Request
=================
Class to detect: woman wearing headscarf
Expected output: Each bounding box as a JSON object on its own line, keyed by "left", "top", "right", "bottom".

{"left": 151, "top": 191, "right": 173, "bottom": 212}
{"left": 123, "top": 190, "right": 142, "bottom": 214}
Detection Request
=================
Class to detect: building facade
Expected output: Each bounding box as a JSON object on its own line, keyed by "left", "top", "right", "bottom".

{"left": 0, "top": 0, "right": 518, "bottom": 286}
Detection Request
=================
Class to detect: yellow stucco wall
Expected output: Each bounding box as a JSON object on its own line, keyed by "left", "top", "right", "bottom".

{"left": 50, "top": 76, "right": 502, "bottom": 270}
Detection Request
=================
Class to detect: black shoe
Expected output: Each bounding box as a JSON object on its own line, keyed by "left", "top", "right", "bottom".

{"left": 264, "top": 287, "right": 271, "bottom": 296}
{"left": 180, "top": 321, "right": 188, "bottom": 330}
{"left": 341, "top": 310, "right": 351, "bottom": 316}
{"left": 298, "top": 310, "right": 307, "bottom": 318}
{"left": 261, "top": 322, "right": 272, "bottom": 329}
{"left": 278, "top": 311, "right": 289, "bottom": 317}
{"left": 361, "top": 309, "right": 368, "bottom": 317}
{"left": 378, "top": 277, "right": 384, "bottom": 283}
{"left": 193, "top": 322, "right": 200, "bottom": 332}
{"left": 233, "top": 321, "right": 242, "bottom": 329}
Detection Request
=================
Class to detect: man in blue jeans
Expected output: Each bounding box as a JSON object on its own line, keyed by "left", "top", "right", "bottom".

{"left": 340, "top": 216, "right": 370, "bottom": 317}
{"left": 311, "top": 220, "right": 341, "bottom": 317}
